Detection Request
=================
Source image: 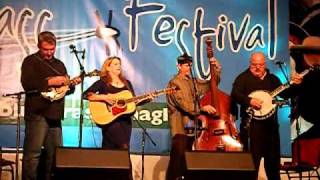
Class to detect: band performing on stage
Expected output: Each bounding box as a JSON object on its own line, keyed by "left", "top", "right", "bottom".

{"left": 5, "top": 31, "right": 315, "bottom": 180}
{"left": 1, "top": 1, "right": 320, "bottom": 180}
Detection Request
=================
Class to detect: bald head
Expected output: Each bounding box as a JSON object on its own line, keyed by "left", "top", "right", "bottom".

{"left": 250, "top": 52, "right": 266, "bottom": 63}
{"left": 249, "top": 52, "right": 266, "bottom": 79}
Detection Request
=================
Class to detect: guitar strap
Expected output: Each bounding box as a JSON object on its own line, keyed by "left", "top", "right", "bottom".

{"left": 124, "top": 80, "right": 134, "bottom": 94}
{"left": 34, "top": 54, "right": 64, "bottom": 76}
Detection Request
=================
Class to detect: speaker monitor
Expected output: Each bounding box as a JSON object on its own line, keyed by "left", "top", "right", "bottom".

{"left": 185, "top": 151, "right": 256, "bottom": 180}
{"left": 54, "top": 147, "right": 130, "bottom": 180}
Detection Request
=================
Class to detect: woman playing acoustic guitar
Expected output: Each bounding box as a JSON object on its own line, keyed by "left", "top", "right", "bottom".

{"left": 84, "top": 56, "right": 157, "bottom": 150}
{"left": 84, "top": 56, "right": 137, "bottom": 149}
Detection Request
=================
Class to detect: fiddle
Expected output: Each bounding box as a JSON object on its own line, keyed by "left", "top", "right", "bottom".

{"left": 290, "top": 36, "right": 320, "bottom": 67}
{"left": 302, "top": 36, "right": 320, "bottom": 67}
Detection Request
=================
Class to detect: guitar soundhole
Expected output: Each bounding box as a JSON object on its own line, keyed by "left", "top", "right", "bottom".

{"left": 111, "top": 100, "right": 127, "bottom": 116}
{"left": 117, "top": 100, "right": 126, "bottom": 107}
{"left": 112, "top": 106, "right": 126, "bottom": 116}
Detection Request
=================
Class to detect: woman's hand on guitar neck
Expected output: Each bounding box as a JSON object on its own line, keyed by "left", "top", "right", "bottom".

{"left": 136, "top": 93, "right": 156, "bottom": 105}
{"left": 147, "top": 92, "right": 156, "bottom": 101}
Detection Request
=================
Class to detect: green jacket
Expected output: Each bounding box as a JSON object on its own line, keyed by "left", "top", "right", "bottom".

{"left": 166, "top": 72, "right": 220, "bottom": 137}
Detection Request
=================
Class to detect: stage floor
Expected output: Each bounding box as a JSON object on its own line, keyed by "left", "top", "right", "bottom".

{"left": 1, "top": 153, "right": 319, "bottom": 180}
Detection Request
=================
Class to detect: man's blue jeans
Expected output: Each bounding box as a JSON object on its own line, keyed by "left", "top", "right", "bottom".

{"left": 22, "top": 114, "right": 62, "bottom": 180}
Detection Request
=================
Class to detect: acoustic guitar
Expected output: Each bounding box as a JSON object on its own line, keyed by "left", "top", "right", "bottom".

{"left": 88, "top": 87, "right": 177, "bottom": 125}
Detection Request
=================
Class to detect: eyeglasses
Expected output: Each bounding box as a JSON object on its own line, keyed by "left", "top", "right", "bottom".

{"left": 250, "top": 63, "right": 265, "bottom": 67}
{"left": 180, "top": 63, "right": 192, "bottom": 67}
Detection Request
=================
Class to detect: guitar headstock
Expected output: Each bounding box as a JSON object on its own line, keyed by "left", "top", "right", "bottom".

{"left": 85, "top": 69, "right": 100, "bottom": 77}
{"left": 166, "top": 86, "right": 180, "bottom": 94}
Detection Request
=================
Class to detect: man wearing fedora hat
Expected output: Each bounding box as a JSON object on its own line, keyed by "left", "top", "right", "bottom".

{"left": 290, "top": 36, "right": 320, "bottom": 167}
{"left": 165, "top": 53, "right": 221, "bottom": 180}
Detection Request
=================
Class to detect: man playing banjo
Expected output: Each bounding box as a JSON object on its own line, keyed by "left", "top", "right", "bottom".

{"left": 231, "top": 52, "right": 301, "bottom": 180}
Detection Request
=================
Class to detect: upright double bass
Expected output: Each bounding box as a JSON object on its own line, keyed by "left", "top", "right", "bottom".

{"left": 194, "top": 37, "right": 242, "bottom": 151}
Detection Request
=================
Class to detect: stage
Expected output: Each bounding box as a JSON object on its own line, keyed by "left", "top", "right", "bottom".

{"left": 1, "top": 151, "right": 319, "bottom": 180}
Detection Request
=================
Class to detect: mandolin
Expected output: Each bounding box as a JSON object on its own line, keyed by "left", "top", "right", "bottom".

{"left": 41, "top": 69, "right": 100, "bottom": 101}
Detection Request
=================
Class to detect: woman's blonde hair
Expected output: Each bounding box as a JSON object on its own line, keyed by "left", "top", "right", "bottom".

{"left": 100, "top": 56, "right": 128, "bottom": 87}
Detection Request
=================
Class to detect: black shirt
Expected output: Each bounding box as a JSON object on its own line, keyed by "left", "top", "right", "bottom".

{"left": 21, "top": 52, "right": 69, "bottom": 120}
{"left": 291, "top": 64, "right": 320, "bottom": 125}
{"left": 231, "top": 69, "right": 282, "bottom": 119}
{"left": 83, "top": 79, "right": 134, "bottom": 127}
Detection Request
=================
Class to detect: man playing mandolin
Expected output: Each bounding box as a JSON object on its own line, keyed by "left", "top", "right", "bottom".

{"left": 21, "top": 31, "right": 81, "bottom": 180}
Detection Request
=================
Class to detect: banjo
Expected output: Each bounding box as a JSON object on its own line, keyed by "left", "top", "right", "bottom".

{"left": 247, "top": 66, "right": 316, "bottom": 120}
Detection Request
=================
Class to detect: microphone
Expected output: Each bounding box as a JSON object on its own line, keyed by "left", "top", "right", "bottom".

{"left": 69, "top": 44, "right": 76, "bottom": 50}
{"left": 275, "top": 60, "right": 285, "bottom": 65}
{"left": 82, "top": 49, "right": 86, "bottom": 59}
{"left": 69, "top": 44, "right": 85, "bottom": 58}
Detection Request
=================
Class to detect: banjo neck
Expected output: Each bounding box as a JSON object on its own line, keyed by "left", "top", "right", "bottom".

{"left": 270, "top": 68, "right": 311, "bottom": 98}
{"left": 270, "top": 84, "right": 290, "bottom": 98}
{"left": 248, "top": 66, "right": 317, "bottom": 120}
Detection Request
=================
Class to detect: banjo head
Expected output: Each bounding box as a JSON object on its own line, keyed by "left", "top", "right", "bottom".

{"left": 248, "top": 90, "right": 276, "bottom": 120}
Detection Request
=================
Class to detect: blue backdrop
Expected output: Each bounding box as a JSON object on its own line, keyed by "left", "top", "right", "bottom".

{"left": 0, "top": 0, "right": 291, "bottom": 155}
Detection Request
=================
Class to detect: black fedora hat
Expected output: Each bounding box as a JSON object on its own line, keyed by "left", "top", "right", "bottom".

{"left": 177, "top": 53, "right": 192, "bottom": 64}
{"left": 289, "top": 22, "right": 309, "bottom": 44}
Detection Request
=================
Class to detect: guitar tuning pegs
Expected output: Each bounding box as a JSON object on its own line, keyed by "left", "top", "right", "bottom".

{"left": 173, "top": 86, "right": 180, "bottom": 91}
{"left": 85, "top": 69, "right": 101, "bottom": 77}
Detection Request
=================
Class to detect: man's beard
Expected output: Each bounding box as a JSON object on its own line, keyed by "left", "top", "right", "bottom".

{"left": 41, "top": 54, "right": 53, "bottom": 60}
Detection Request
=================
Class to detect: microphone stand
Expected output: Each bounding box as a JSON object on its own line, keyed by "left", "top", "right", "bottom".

{"left": 134, "top": 118, "right": 156, "bottom": 180}
{"left": 245, "top": 107, "right": 254, "bottom": 131}
{"left": 189, "top": 65, "right": 201, "bottom": 150}
{"left": 276, "top": 61, "right": 290, "bottom": 83}
{"left": 70, "top": 47, "right": 86, "bottom": 147}
{"left": 245, "top": 107, "right": 254, "bottom": 151}
{"left": 289, "top": 97, "right": 305, "bottom": 178}
{"left": 3, "top": 90, "right": 38, "bottom": 180}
